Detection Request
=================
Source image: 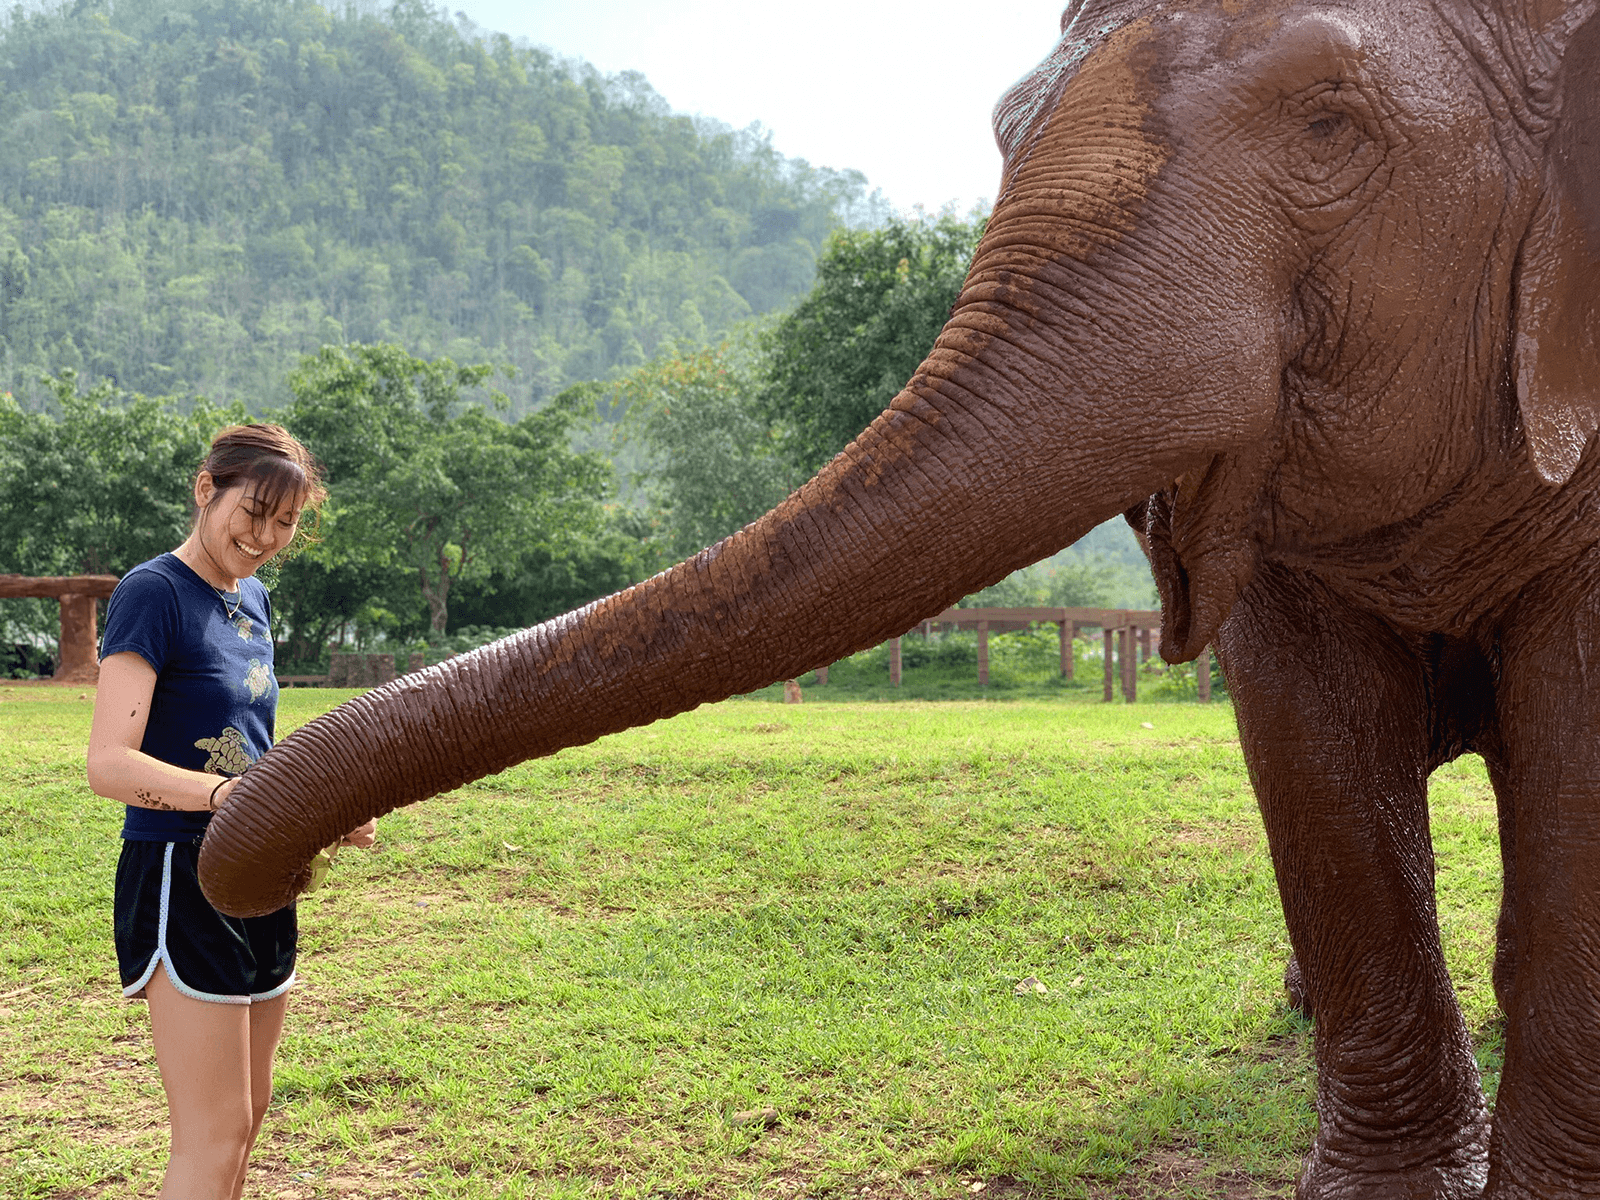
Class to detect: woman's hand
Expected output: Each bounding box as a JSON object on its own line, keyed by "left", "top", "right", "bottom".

{"left": 208, "top": 776, "right": 241, "bottom": 811}
{"left": 341, "top": 818, "right": 378, "bottom": 849}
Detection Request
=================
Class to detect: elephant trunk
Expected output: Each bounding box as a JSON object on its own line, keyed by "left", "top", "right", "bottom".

{"left": 200, "top": 329, "right": 1189, "bottom": 917}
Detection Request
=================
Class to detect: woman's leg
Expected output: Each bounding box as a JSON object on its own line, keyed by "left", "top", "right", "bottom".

{"left": 145, "top": 966, "right": 255, "bottom": 1199}
{"left": 226, "top": 992, "right": 290, "bottom": 1200}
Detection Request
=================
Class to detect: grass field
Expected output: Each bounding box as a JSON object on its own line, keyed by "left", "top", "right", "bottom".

{"left": 0, "top": 683, "right": 1504, "bottom": 1199}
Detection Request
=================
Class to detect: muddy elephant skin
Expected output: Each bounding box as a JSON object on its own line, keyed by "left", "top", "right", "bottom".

{"left": 200, "top": 0, "right": 1600, "bottom": 1195}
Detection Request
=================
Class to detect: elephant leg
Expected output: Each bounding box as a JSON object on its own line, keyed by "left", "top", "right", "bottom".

{"left": 1483, "top": 755, "right": 1519, "bottom": 1018}
{"left": 1484, "top": 585, "right": 1600, "bottom": 1198}
{"left": 1219, "top": 577, "right": 1487, "bottom": 1199}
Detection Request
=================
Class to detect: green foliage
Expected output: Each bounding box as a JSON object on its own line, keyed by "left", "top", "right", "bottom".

{"left": 442, "top": 516, "right": 650, "bottom": 633}
{"left": 962, "top": 554, "right": 1125, "bottom": 609}
{"left": 0, "top": 371, "right": 236, "bottom": 576}
{"left": 268, "top": 557, "right": 416, "bottom": 668}
{"left": 0, "top": 0, "right": 882, "bottom": 413}
{"left": 283, "top": 343, "right": 611, "bottom": 634}
{"left": 416, "top": 623, "right": 522, "bottom": 658}
{"left": 0, "top": 371, "right": 244, "bottom": 661}
{"left": 958, "top": 530, "right": 1158, "bottom": 612}
{"left": 615, "top": 336, "right": 799, "bottom": 568}
{"left": 0, "top": 636, "right": 51, "bottom": 679}
{"left": 1140, "top": 652, "right": 1231, "bottom": 703}
{"left": 0, "top": 342, "right": 636, "bottom": 666}
{"left": 760, "top": 210, "right": 986, "bottom": 473}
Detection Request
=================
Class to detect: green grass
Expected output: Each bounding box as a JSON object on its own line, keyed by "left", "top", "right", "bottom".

{"left": 0, "top": 684, "right": 1502, "bottom": 1198}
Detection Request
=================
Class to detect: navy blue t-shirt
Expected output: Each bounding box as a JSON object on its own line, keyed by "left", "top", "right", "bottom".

{"left": 99, "top": 553, "right": 279, "bottom": 842}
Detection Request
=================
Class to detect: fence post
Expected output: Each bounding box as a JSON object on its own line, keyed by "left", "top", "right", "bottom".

{"left": 55, "top": 594, "right": 100, "bottom": 683}
{"left": 889, "top": 637, "right": 902, "bottom": 687}
{"left": 1138, "top": 626, "right": 1151, "bottom": 662}
{"left": 1103, "top": 626, "right": 1115, "bottom": 701}
{"left": 815, "top": 665, "right": 829, "bottom": 686}
{"left": 1059, "top": 621, "right": 1073, "bottom": 680}
{"left": 1120, "top": 626, "right": 1136, "bottom": 702}
{"left": 1197, "top": 645, "right": 1212, "bottom": 703}
{"left": 977, "top": 621, "right": 990, "bottom": 688}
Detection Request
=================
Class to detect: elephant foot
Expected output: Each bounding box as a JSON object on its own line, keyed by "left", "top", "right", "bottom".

{"left": 1295, "top": 1128, "right": 1489, "bottom": 1200}
{"left": 1482, "top": 1155, "right": 1600, "bottom": 1198}
{"left": 1285, "top": 955, "right": 1312, "bottom": 1020}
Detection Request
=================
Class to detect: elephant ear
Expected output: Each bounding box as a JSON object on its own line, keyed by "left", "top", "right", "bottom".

{"left": 1514, "top": 6, "right": 1600, "bottom": 486}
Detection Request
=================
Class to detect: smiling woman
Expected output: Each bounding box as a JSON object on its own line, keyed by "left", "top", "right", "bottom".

{"left": 82, "top": 424, "right": 376, "bottom": 1200}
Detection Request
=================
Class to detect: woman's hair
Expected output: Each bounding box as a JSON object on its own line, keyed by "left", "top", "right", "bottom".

{"left": 195, "top": 424, "right": 328, "bottom": 537}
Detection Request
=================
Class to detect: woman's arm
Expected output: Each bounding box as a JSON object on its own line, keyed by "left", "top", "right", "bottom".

{"left": 86, "top": 652, "right": 239, "bottom": 812}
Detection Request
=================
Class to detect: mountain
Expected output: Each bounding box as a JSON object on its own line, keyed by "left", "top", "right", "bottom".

{"left": 0, "top": 0, "right": 884, "bottom": 412}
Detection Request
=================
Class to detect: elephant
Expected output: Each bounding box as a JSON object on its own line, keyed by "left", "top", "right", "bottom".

{"left": 199, "top": 0, "right": 1600, "bottom": 1194}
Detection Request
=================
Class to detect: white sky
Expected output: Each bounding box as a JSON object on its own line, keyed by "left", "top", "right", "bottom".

{"left": 453, "top": 1, "right": 1067, "bottom": 215}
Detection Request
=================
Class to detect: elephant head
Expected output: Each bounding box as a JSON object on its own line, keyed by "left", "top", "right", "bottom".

{"left": 200, "top": 0, "right": 1600, "bottom": 922}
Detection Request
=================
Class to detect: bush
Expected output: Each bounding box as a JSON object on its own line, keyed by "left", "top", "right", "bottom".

{"left": 0, "top": 599, "right": 57, "bottom": 670}
{"left": 397, "top": 625, "right": 524, "bottom": 670}
{"left": 0, "top": 641, "right": 53, "bottom": 679}
{"left": 1137, "top": 652, "right": 1230, "bottom": 702}
{"left": 890, "top": 631, "right": 977, "bottom": 669}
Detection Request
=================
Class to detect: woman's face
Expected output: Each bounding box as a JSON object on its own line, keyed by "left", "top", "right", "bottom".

{"left": 196, "top": 476, "right": 304, "bottom": 584}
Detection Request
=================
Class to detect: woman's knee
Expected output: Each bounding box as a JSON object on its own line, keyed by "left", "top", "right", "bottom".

{"left": 171, "top": 1098, "right": 255, "bottom": 1161}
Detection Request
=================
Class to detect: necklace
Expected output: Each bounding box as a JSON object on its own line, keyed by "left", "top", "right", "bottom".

{"left": 215, "top": 585, "right": 242, "bottom": 619}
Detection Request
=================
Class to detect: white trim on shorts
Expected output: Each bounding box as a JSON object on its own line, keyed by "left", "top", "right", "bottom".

{"left": 121, "top": 842, "right": 296, "bottom": 1005}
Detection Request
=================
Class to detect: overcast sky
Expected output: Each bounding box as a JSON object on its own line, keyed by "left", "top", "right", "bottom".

{"left": 453, "top": 0, "right": 1067, "bottom": 215}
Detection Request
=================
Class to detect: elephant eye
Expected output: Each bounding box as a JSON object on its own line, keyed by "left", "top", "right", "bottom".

{"left": 1288, "top": 84, "right": 1383, "bottom": 178}
{"left": 1306, "top": 110, "right": 1375, "bottom": 178}
{"left": 1272, "top": 87, "right": 1389, "bottom": 230}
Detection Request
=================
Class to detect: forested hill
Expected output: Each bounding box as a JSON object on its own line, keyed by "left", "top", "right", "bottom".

{"left": 0, "top": 0, "right": 882, "bottom": 412}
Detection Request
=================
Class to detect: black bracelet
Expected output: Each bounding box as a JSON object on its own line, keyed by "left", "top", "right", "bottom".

{"left": 209, "top": 776, "right": 231, "bottom": 811}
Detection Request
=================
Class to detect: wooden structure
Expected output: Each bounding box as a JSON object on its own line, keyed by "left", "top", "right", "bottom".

{"left": 0, "top": 574, "right": 120, "bottom": 684}
{"left": 279, "top": 651, "right": 434, "bottom": 689}
{"left": 868, "top": 606, "right": 1212, "bottom": 703}
{"left": 327, "top": 651, "right": 396, "bottom": 688}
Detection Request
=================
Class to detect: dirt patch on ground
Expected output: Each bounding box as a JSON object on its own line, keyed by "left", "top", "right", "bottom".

{"left": 1088, "top": 1149, "right": 1280, "bottom": 1198}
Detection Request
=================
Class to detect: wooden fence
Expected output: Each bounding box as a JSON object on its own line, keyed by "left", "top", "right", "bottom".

{"left": 0, "top": 574, "right": 120, "bottom": 684}
{"left": 807, "top": 607, "right": 1210, "bottom": 703}
{"left": 279, "top": 651, "right": 434, "bottom": 688}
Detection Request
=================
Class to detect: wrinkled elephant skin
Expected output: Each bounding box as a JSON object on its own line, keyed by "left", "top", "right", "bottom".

{"left": 201, "top": 0, "right": 1600, "bottom": 1195}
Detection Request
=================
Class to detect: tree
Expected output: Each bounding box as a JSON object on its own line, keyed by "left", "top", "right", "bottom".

{"left": 442, "top": 514, "right": 650, "bottom": 632}
{"left": 0, "top": 371, "right": 244, "bottom": 660}
{"left": 284, "top": 343, "right": 610, "bottom": 635}
{"left": 759, "top": 211, "right": 986, "bottom": 473}
{"left": 0, "top": 371, "right": 236, "bottom": 577}
{"left": 962, "top": 555, "right": 1126, "bottom": 609}
{"left": 268, "top": 557, "right": 417, "bottom": 666}
{"left": 615, "top": 339, "right": 799, "bottom": 568}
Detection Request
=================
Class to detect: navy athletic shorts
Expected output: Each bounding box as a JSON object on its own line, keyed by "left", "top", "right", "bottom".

{"left": 114, "top": 839, "right": 296, "bottom": 1005}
